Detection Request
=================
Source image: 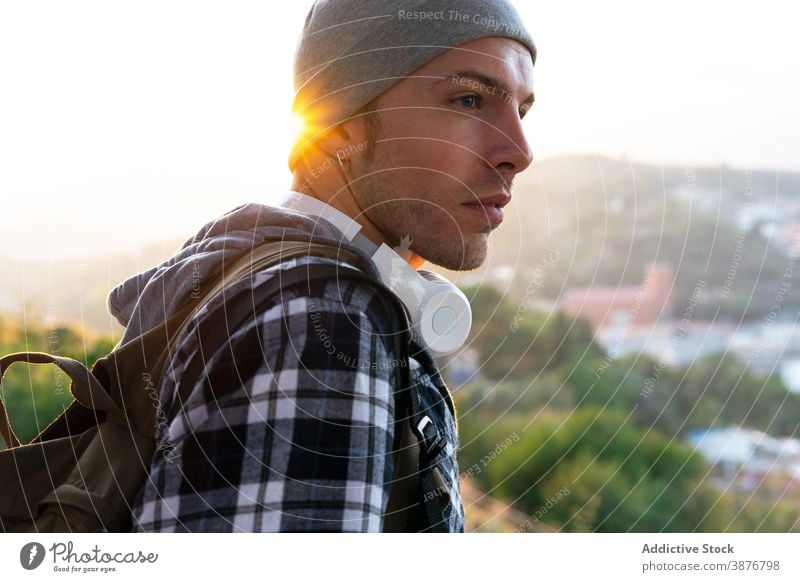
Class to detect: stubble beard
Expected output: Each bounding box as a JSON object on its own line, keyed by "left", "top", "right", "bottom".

{"left": 351, "top": 160, "right": 491, "bottom": 271}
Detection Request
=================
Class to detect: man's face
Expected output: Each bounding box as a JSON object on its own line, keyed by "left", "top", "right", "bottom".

{"left": 347, "top": 36, "right": 535, "bottom": 271}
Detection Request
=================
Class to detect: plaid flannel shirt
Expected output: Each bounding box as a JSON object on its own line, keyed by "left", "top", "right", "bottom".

{"left": 130, "top": 254, "right": 465, "bottom": 532}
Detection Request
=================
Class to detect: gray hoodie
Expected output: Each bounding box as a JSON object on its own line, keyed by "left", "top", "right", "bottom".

{"left": 106, "top": 201, "right": 377, "bottom": 345}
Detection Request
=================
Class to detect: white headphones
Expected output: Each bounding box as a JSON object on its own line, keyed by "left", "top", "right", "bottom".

{"left": 279, "top": 191, "right": 472, "bottom": 357}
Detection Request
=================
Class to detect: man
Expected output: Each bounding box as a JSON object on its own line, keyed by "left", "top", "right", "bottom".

{"left": 114, "top": 0, "right": 535, "bottom": 532}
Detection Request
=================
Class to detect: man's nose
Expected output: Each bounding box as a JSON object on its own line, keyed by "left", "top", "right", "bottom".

{"left": 487, "top": 112, "right": 533, "bottom": 178}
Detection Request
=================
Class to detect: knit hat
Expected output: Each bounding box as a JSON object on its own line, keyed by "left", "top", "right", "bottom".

{"left": 289, "top": 0, "right": 535, "bottom": 170}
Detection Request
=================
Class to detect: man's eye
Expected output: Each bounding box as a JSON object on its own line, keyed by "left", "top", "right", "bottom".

{"left": 456, "top": 94, "right": 480, "bottom": 109}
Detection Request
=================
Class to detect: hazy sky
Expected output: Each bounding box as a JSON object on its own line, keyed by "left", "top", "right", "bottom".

{"left": 1, "top": 0, "right": 798, "bottom": 259}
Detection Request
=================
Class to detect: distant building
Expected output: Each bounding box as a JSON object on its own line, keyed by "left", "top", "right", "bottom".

{"left": 559, "top": 262, "right": 673, "bottom": 332}
{"left": 688, "top": 427, "right": 800, "bottom": 492}
{"left": 780, "top": 358, "right": 800, "bottom": 393}
{"left": 727, "top": 322, "right": 800, "bottom": 381}
{"left": 595, "top": 321, "right": 733, "bottom": 367}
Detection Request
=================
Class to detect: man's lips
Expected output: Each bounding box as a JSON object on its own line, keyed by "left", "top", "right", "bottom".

{"left": 462, "top": 193, "right": 511, "bottom": 226}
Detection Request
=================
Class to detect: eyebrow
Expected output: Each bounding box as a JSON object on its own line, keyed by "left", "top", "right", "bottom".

{"left": 429, "top": 69, "right": 535, "bottom": 107}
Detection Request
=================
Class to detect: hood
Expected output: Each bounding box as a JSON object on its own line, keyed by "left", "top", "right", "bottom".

{"left": 107, "top": 201, "right": 351, "bottom": 344}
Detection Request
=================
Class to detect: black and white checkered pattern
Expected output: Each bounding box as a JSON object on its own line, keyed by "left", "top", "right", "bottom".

{"left": 130, "top": 255, "right": 464, "bottom": 532}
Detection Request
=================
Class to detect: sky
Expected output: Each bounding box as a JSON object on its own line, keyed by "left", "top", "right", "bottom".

{"left": 1, "top": 0, "right": 798, "bottom": 260}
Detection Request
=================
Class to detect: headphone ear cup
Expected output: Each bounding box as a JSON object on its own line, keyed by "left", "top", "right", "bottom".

{"left": 416, "top": 271, "right": 472, "bottom": 356}
{"left": 367, "top": 246, "right": 471, "bottom": 356}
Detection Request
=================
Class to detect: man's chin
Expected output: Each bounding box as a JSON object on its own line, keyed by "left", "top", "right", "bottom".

{"left": 417, "top": 235, "right": 489, "bottom": 271}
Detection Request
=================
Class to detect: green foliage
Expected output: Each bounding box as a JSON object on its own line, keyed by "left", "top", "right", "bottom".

{"left": 462, "top": 284, "right": 602, "bottom": 383}
{"left": 680, "top": 352, "right": 800, "bottom": 436}
{"left": 453, "top": 283, "right": 800, "bottom": 532}
{"left": 457, "top": 405, "right": 799, "bottom": 532}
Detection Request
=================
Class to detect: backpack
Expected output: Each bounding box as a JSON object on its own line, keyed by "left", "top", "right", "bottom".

{"left": 0, "top": 239, "right": 452, "bottom": 532}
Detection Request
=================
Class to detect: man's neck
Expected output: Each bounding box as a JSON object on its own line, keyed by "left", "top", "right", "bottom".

{"left": 288, "top": 175, "right": 426, "bottom": 270}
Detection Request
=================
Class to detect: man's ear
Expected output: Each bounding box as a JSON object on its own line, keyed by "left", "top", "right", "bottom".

{"left": 315, "top": 117, "right": 367, "bottom": 159}
{"left": 336, "top": 125, "right": 351, "bottom": 141}
{"left": 314, "top": 124, "right": 342, "bottom": 155}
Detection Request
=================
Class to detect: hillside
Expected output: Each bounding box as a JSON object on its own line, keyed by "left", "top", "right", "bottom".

{"left": 468, "top": 155, "right": 800, "bottom": 322}
{"left": 2, "top": 155, "right": 798, "bottom": 333}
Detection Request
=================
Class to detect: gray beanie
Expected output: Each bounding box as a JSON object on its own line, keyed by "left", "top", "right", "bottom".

{"left": 289, "top": 0, "right": 536, "bottom": 170}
